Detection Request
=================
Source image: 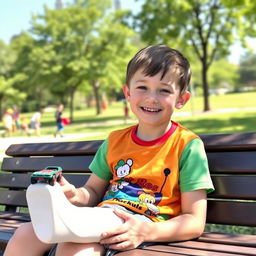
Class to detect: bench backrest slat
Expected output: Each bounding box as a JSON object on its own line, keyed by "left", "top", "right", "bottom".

{"left": 200, "top": 132, "right": 256, "bottom": 151}
{"left": 207, "top": 152, "right": 256, "bottom": 174}
{"left": 2, "top": 156, "right": 94, "bottom": 173}
{"left": 5, "top": 141, "right": 103, "bottom": 157}
{"left": 210, "top": 175, "right": 256, "bottom": 200}
{"left": 207, "top": 201, "right": 256, "bottom": 226}
{"left": 0, "top": 173, "right": 90, "bottom": 189}
{"left": 0, "top": 173, "right": 31, "bottom": 189}
{"left": 0, "top": 191, "right": 27, "bottom": 207}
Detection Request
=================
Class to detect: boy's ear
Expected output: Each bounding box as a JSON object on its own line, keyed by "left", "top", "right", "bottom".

{"left": 175, "top": 91, "right": 190, "bottom": 109}
{"left": 122, "top": 84, "right": 130, "bottom": 100}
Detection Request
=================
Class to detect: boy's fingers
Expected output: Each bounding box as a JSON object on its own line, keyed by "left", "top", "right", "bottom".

{"left": 113, "top": 208, "right": 132, "bottom": 222}
{"left": 59, "top": 175, "right": 69, "bottom": 185}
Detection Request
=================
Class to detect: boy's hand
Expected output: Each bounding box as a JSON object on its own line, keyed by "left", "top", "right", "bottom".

{"left": 100, "top": 208, "right": 147, "bottom": 250}
{"left": 59, "top": 176, "right": 78, "bottom": 204}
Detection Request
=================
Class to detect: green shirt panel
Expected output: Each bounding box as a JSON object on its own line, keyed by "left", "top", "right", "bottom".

{"left": 89, "top": 139, "right": 112, "bottom": 181}
{"left": 179, "top": 138, "right": 214, "bottom": 194}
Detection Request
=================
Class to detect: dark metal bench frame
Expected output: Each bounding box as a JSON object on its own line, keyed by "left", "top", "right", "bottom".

{"left": 0, "top": 132, "right": 255, "bottom": 255}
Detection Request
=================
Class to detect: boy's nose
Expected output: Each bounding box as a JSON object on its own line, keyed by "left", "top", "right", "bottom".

{"left": 146, "top": 91, "right": 159, "bottom": 103}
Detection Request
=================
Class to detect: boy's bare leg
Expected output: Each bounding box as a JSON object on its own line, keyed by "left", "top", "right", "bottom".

{"left": 56, "top": 242, "right": 105, "bottom": 256}
{"left": 4, "top": 222, "right": 52, "bottom": 256}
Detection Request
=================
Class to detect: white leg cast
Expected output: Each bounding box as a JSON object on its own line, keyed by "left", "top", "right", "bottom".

{"left": 26, "top": 183, "right": 123, "bottom": 244}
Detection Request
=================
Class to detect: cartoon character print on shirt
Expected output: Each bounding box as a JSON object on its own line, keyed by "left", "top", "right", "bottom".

{"left": 106, "top": 159, "right": 132, "bottom": 197}
{"left": 103, "top": 158, "right": 171, "bottom": 220}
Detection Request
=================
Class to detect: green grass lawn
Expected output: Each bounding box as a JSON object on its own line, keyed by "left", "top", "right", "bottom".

{"left": 44, "top": 91, "right": 256, "bottom": 139}
{"left": 1, "top": 91, "right": 256, "bottom": 140}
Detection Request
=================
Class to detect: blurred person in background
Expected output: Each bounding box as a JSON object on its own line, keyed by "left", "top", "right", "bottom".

{"left": 30, "top": 108, "right": 44, "bottom": 137}
{"left": 2, "top": 108, "right": 14, "bottom": 137}
{"left": 54, "top": 104, "right": 64, "bottom": 138}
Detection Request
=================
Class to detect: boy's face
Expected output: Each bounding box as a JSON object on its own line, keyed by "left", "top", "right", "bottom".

{"left": 123, "top": 68, "right": 190, "bottom": 130}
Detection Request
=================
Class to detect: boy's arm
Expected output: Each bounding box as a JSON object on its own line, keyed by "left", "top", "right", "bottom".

{"left": 60, "top": 173, "right": 109, "bottom": 207}
{"left": 101, "top": 189, "right": 207, "bottom": 250}
{"left": 146, "top": 189, "right": 207, "bottom": 242}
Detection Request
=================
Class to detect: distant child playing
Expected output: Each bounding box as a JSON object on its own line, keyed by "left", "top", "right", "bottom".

{"left": 54, "top": 104, "right": 64, "bottom": 138}
{"left": 4, "top": 44, "right": 214, "bottom": 256}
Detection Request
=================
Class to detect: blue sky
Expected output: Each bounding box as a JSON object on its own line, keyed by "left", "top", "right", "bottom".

{"left": 0, "top": 0, "right": 254, "bottom": 64}
{"left": 0, "top": 0, "right": 139, "bottom": 44}
{"left": 1, "top": 0, "right": 55, "bottom": 43}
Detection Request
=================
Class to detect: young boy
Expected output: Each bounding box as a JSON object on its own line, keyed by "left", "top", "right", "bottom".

{"left": 4, "top": 44, "right": 214, "bottom": 256}
{"left": 54, "top": 104, "right": 64, "bottom": 138}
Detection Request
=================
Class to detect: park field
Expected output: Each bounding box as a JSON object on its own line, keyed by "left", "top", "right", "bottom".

{"left": 40, "top": 91, "right": 256, "bottom": 140}
{"left": 1, "top": 91, "right": 256, "bottom": 140}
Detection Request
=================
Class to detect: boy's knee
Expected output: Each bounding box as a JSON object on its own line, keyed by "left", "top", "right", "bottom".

{"left": 10, "top": 222, "right": 46, "bottom": 247}
{"left": 56, "top": 242, "right": 104, "bottom": 256}
{"left": 12, "top": 223, "right": 34, "bottom": 241}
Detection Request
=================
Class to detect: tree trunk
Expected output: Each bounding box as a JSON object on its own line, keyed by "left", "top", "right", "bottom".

{"left": 0, "top": 95, "right": 3, "bottom": 120}
{"left": 69, "top": 88, "right": 75, "bottom": 122}
{"left": 202, "top": 62, "right": 210, "bottom": 111}
{"left": 92, "top": 80, "right": 101, "bottom": 115}
{"left": 201, "top": 45, "right": 210, "bottom": 112}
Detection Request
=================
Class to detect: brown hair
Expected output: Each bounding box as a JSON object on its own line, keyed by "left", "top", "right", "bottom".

{"left": 126, "top": 45, "right": 191, "bottom": 93}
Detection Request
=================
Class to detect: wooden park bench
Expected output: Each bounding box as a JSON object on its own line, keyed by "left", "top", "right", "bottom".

{"left": 0, "top": 132, "right": 255, "bottom": 255}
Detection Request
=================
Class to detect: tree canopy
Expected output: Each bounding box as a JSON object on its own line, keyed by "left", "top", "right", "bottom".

{"left": 0, "top": 0, "right": 255, "bottom": 118}
{"left": 7, "top": 0, "right": 136, "bottom": 118}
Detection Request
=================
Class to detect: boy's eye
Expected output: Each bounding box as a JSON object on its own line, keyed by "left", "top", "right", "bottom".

{"left": 160, "top": 89, "right": 171, "bottom": 94}
{"left": 136, "top": 85, "right": 147, "bottom": 90}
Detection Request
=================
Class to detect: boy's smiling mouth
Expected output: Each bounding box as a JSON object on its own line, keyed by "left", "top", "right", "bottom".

{"left": 141, "top": 107, "right": 161, "bottom": 113}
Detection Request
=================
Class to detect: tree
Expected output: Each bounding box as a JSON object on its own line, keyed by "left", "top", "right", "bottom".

{"left": 85, "top": 10, "right": 136, "bottom": 114}
{"left": 11, "top": 33, "right": 59, "bottom": 111}
{"left": 239, "top": 0, "right": 256, "bottom": 37}
{"left": 21, "top": 0, "right": 136, "bottom": 118}
{"left": 29, "top": 3, "right": 106, "bottom": 120}
{"left": 134, "top": 0, "right": 240, "bottom": 111}
{"left": 0, "top": 40, "right": 27, "bottom": 117}
{"left": 208, "top": 59, "right": 239, "bottom": 92}
{"left": 0, "top": 75, "right": 26, "bottom": 118}
{"left": 239, "top": 53, "right": 256, "bottom": 89}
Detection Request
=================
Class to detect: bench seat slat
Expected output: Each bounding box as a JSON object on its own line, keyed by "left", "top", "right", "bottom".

{"left": 117, "top": 249, "right": 180, "bottom": 256}
{"left": 0, "top": 212, "right": 29, "bottom": 222}
{"left": 166, "top": 240, "right": 256, "bottom": 255}
{"left": 207, "top": 200, "right": 256, "bottom": 226}
{"left": 142, "top": 244, "right": 240, "bottom": 256}
{"left": 0, "top": 218, "right": 27, "bottom": 228}
{"left": 2, "top": 156, "right": 94, "bottom": 173}
{"left": 199, "top": 232, "right": 256, "bottom": 247}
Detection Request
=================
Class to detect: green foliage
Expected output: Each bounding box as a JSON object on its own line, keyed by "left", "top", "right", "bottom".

{"left": 3, "top": 1, "right": 137, "bottom": 119}
{"left": 239, "top": 53, "right": 256, "bottom": 87}
{"left": 133, "top": 0, "right": 246, "bottom": 111}
{"left": 0, "top": 40, "right": 16, "bottom": 76}
{"left": 208, "top": 59, "right": 239, "bottom": 90}
{"left": 0, "top": 74, "right": 26, "bottom": 117}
